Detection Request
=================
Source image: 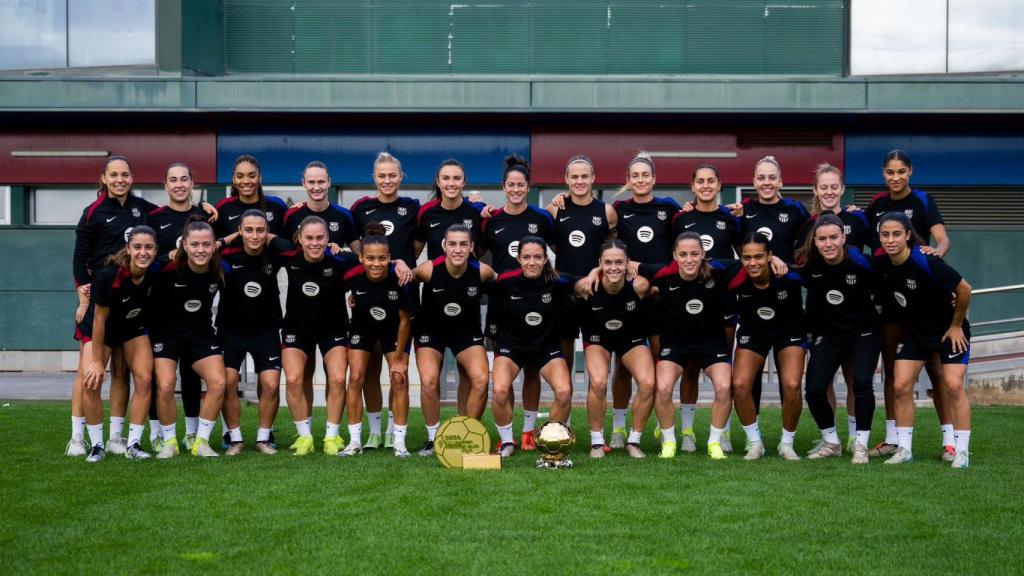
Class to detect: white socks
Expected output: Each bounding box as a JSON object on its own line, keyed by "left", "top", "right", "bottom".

{"left": 847, "top": 415, "right": 857, "bottom": 441}
{"left": 325, "top": 421, "right": 340, "bottom": 438}
{"left": 109, "top": 416, "right": 124, "bottom": 440}
{"left": 128, "top": 423, "right": 145, "bottom": 446}
{"left": 523, "top": 410, "right": 538, "bottom": 433}
{"left": 426, "top": 422, "right": 439, "bottom": 441}
{"left": 348, "top": 423, "right": 363, "bottom": 448}
{"left": 197, "top": 418, "right": 215, "bottom": 442}
{"left": 394, "top": 424, "right": 407, "bottom": 451}
{"left": 185, "top": 416, "right": 199, "bottom": 436}
{"left": 149, "top": 419, "right": 161, "bottom": 440}
{"left": 228, "top": 427, "right": 242, "bottom": 443}
{"left": 820, "top": 426, "right": 840, "bottom": 445}
{"left": 941, "top": 424, "right": 955, "bottom": 447}
{"left": 627, "top": 429, "right": 642, "bottom": 445}
{"left": 896, "top": 426, "right": 913, "bottom": 451}
{"left": 612, "top": 409, "right": 628, "bottom": 431}
{"left": 590, "top": 430, "right": 605, "bottom": 446}
{"left": 781, "top": 428, "right": 796, "bottom": 445}
{"left": 87, "top": 423, "right": 104, "bottom": 448}
{"left": 680, "top": 404, "right": 697, "bottom": 431}
{"left": 885, "top": 419, "right": 897, "bottom": 444}
{"left": 497, "top": 423, "right": 514, "bottom": 445}
{"left": 386, "top": 410, "right": 395, "bottom": 435}
{"left": 856, "top": 430, "right": 870, "bottom": 448}
{"left": 162, "top": 423, "right": 177, "bottom": 442}
{"left": 709, "top": 425, "right": 724, "bottom": 445}
{"left": 954, "top": 430, "right": 971, "bottom": 453}
{"left": 368, "top": 411, "right": 382, "bottom": 435}
{"left": 660, "top": 426, "right": 676, "bottom": 444}
{"left": 742, "top": 420, "right": 762, "bottom": 443}
{"left": 257, "top": 427, "right": 272, "bottom": 442}
{"left": 294, "top": 418, "right": 311, "bottom": 438}
{"left": 71, "top": 415, "right": 85, "bottom": 439}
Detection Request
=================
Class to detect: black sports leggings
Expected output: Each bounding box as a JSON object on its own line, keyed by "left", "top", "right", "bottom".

{"left": 804, "top": 331, "right": 881, "bottom": 432}
{"left": 148, "top": 364, "right": 203, "bottom": 420}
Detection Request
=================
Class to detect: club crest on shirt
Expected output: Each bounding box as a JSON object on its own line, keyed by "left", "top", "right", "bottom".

{"left": 265, "top": 211, "right": 274, "bottom": 221}
{"left": 153, "top": 343, "right": 164, "bottom": 353}
{"left": 329, "top": 221, "right": 340, "bottom": 232}
{"left": 777, "top": 289, "right": 788, "bottom": 300}
{"left": 467, "top": 286, "right": 478, "bottom": 297}
{"left": 323, "top": 268, "right": 333, "bottom": 278}
{"left": 351, "top": 334, "right": 361, "bottom": 345}
{"left": 463, "top": 219, "right": 474, "bottom": 227}
{"left": 843, "top": 225, "right": 852, "bottom": 235}
{"left": 209, "top": 283, "right": 218, "bottom": 294}
{"left": 589, "top": 335, "right": 600, "bottom": 343}
{"left": 285, "top": 334, "right": 296, "bottom": 344}
{"left": 705, "top": 279, "right": 716, "bottom": 289}
{"left": 388, "top": 290, "right": 399, "bottom": 301}
{"left": 131, "top": 207, "right": 141, "bottom": 218}
{"left": 541, "top": 293, "right": 552, "bottom": 304}
{"left": 592, "top": 216, "right": 603, "bottom": 226}
{"left": 397, "top": 206, "right": 408, "bottom": 217}
{"left": 657, "top": 210, "right": 667, "bottom": 221}
{"left": 739, "top": 336, "right": 751, "bottom": 344}
{"left": 906, "top": 279, "right": 917, "bottom": 290}
{"left": 528, "top": 223, "right": 539, "bottom": 234}
{"left": 263, "top": 264, "right": 274, "bottom": 276}
{"left": 846, "top": 274, "right": 857, "bottom": 285}
{"left": 904, "top": 209, "right": 914, "bottom": 219}
{"left": 626, "top": 300, "right": 637, "bottom": 311}
{"left": 716, "top": 220, "right": 727, "bottom": 230}
{"left": 778, "top": 213, "right": 789, "bottom": 223}
{"left": 419, "top": 335, "right": 430, "bottom": 343}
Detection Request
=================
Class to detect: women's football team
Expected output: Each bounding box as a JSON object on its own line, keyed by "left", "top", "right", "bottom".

{"left": 66, "top": 149, "right": 974, "bottom": 468}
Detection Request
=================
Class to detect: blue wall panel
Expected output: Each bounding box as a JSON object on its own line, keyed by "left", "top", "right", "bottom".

{"left": 217, "top": 131, "right": 530, "bottom": 186}
{"left": 845, "top": 133, "right": 1024, "bottom": 186}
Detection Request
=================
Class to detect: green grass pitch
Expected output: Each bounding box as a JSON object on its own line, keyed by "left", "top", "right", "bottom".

{"left": 1, "top": 402, "right": 1021, "bottom": 574}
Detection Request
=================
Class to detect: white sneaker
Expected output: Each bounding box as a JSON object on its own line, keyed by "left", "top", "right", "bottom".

{"left": 744, "top": 440, "right": 765, "bottom": 460}
{"left": 609, "top": 428, "right": 626, "bottom": 450}
{"left": 85, "top": 444, "right": 105, "bottom": 463}
{"left": 680, "top": 428, "right": 697, "bottom": 453}
{"left": 106, "top": 437, "right": 127, "bottom": 455}
{"left": 394, "top": 446, "right": 410, "bottom": 458}
{"left": 777, "top": 441, "right": 801, "bottom": 461}
{"left": 951, "top": 450, "right": 970, "bottom": 469}
{"left": 125, "top": 442, "right": 151, "bottom": 460}
{"left": 338, "top": 443, "right": 362, "bottom": 457}
{"left": 806, "top": 440, "right": 842, "bottom": 460}
{"left": 65, "top": 435, "right": 88, "bottom": 457}
{"left": 498, "top": 442, "right": 515, "bottom": 458}
{"left": 851, "top": 443, "right": 869, "bottom": 465}
{"left": 193, "top": 441, "right": 220, "bottom": 458}
{"left": 156, "top": 440, "right": 179, "bottom": 459}
{"left": 884, "top": 447, "right": 914, "bottom": 465}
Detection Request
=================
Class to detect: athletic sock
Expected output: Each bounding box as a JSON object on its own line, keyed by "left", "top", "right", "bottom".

{"left": 394, "top": 424, "right": 407, "bottom": 451}
{"left": 497, "top": 423, "right": 514, "bottom": 445}
{"left": 627, "top": 429, "right": 642, "bottom": 445}
{"left": 348, "top": 423, "right": 363, "bottom": 448}
{"left": 368, "top": 411, "right": 382, "bottom": 436}
{"left": 742, "top": 421, "right": 762, "bottom": 443}
{"left": 385, "top": 411, "right": 395, "bottom": 435}
{"left": 523, "top": 410, "right": 538, "bottom": 433}
{"left": 954, "top": 430, "right": 971, "bottom": 453}
{"left": 856, "top": 430, "right": 870, "bottom": 448}
{"left": 72, "top": 415, "right": 86, "bottom": 439}
{"left": 109, "top": 416, "right": 125, "bottom": 440}
{"left": 128, "top": 423, "right": 145, "bottom": 446}
{"left": 896, "top": 426, "right": 914, "bottom": 451}
{"left": 660, "top": 427, "right": 677, "bottom": 444}
{"left": 197, "top": 418, "right": 215, "bottom": 442}
{"left": 612, "top": 408, "right": 628, "bottom": 430}
{"left": 820, "top": 426, "right": 840, "bottom": 445}
{"left": 257, "top": 427, "right": 272, "bottom": 442}
{"left": 228, "top": 427, "right": 242, "bottom": 443}
{"left": 941, "top": 424, "right": 955, "bottom": 447}
{"left": 162, "top": 423, "right": 177, "bottom": 442}
{"left": 680, "top": 404, "right": 697, "bottom": 432}
{"left": 709, "top": 425, "right": 724, "bottom": 445}
{"left": 781, "top": 428, "right": 796, "bottom": 444}
{"left": 590, "top": 430, "right": 605, "bottom": 446}
{"left": 148, "top": 419, "right": 161, "bottom": 440}
{"left": 426, "top": 422, "right": 440, "bottom": 441}
{"left": 847, "top": 415, "right": 857, "bottom": 442}
{"left": 885, "top": 419, "right": 897, "bottom": 444}
{"left": 325, "top": 421, "right": 340, "bottom": 439}
{"left": 295, "top": 418, "right": 312, "bottom": 438}
{"left": 185, "top": 416, "right": 199, "bottom": 436}
{"left": 87, "top": 423, "right": 104, "bottom": 448}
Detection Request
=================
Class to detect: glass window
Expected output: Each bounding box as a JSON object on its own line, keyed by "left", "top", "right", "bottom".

{"left": 0, "top": 0, "right": 67, "bottom": 71}
{"left": 0, "top": 186, "right": 10, "bottom": 225}
{"left": 850, "top": 0, "right": 946, "bottom": 75}
{"left": 32, "top": 187, "right": 161, "bottom": 225}
{"left": 949, "top": 0, "right": 1024, "bottom": 73}
{"left": 68, "top": 0, "right": 155, "bottom": 68}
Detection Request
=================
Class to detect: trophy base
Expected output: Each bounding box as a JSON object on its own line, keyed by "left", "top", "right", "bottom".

{"left": 536, "top": 457, "right": 574, "bottom": 469}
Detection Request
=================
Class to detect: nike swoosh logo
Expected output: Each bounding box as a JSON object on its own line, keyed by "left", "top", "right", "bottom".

{"left": 106, "top": 217, "right": 117, "bottom": 223}
{"left": 549, "top": 351, "right": 560, "bottom": 356}
{"left": 160, "top": 223, "right": 172, "bottom": 229}
{"left": 623, "top": 214, "right": 635, "bottom": 219}
{"left": 591, "top": 307, "right": 604, "bottom": 311}
{"left": 210, "top": 346, "right": 219, "bottom": 350}
{"left": 861, "top": 332, "right": 873, "bottom": 337}
{"left": 174, "top": 283, "right": 187, "bottom": 288}
{"left": 268, "top": 356, "right": 280, "bottom": 361}
{"left": 669, "top": 286, "right": 680, "bottom": 291}
{"left": 228, "top": 215, "right": 240, "bottom": 220}
{"left": 740, "top": 294, "right": 752, "bottom": 298}
{"left": 356, "top": 291, "right": 367, "bottom": 295}
{"left": 723, "top": 314, "right": 735, "bottom": 320}
{"left": 559, "top": 217, "right": 571, "bottom": 222}
{"left": 495, "top": 228, "right": 506, "bottom": 234}
{"left": 790, "top": 338, "right": 802, "bottom": 342}
{"left": 876, "top": 211, "right": 887, "bottom": 217}
{"left": 716, "top": 353, "right": 727, "bottom": 358}
{"left": 685, "top": 223, "right": 696, "bottom": 229}
{"left": 122, "top": 297, "right": 132, "bottom": 303}
{"left": 746, "top": 214, "right": 756, "bottom": 219}
{"left": 430, "top": 222, "right": 441, "bottom": 228}
{"left": 432, "top": 288, "right": 444, "bottom": 293}
{"left": 365, "top": 209, "right": 377, "bottom": 214}
{"left": 232, "top": 264, "right": 244, "bottom": 269}
{"left": 289, "top": 266, "right": 301, "bottom": 270}
{"left": 812, "top": 274, "right": 823, "bottom": 278}
{"left": 472, "top": 338, "right": 483, "bottom": 342}
{"left": 948, "top": 352, "right": 962, "bottom": 358}
{"left": 511, "top": 296, "right": 523, "bottom": 300}
{"left": 334, "top": 337, "right": 344, "bottom": 342}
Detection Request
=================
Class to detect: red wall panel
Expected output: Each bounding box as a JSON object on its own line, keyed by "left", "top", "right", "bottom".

{"left": 0, "top": 130, "right": 217, "bottom": 185}
{"left": 531, "top": 129, "right": 843, "bottom": 187}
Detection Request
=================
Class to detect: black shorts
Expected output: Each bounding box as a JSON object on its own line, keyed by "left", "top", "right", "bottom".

{"left": 281, "top": 329, "right": 347, "bottom": 357}
{"left": 222, "top": 328, "right": 282, "bottom": 373}
{"left": 735, "top": 328, "right": 808, "bottom": 358}
{"left": 896, "top": 332, "right": 971, "bottom": 365}
{"left": 151, "top": 333, "right": 223, "bottom": 364}
{"left": 638, "top": 300, "right": 660, "bottom": 338}
{"left": 495, "top": 340, "right": 564, "bottom": 371}
{"left": 415, "top": 332, "right": 484, "bottom": 356}
{"left": 658, "top": 342, "right": 731, "bottom": 370}
{"left": 555, "top": 300, "right": 584, "bottom": 341}
{"left": 582, "top": 332, "right": 648, "bottom": 357}
{"left": 348, "top": 323, "right": 409, "bottom": 354}
{"left": 75, "top": 320, "right": 147, "bottom": 347}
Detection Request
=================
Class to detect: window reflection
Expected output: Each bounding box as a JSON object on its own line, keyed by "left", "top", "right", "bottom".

{"left": 0, "top": 0, "right": 67, "bottom": 71}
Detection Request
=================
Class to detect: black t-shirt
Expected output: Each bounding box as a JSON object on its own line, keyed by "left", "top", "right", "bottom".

{"left": 641, "top": 260, "right": 739, "bottom": 346}
{"left": 280, "top": 250, "right": 359, "bottom": 335}
{"left": 350, "top": 195, "right": 421, "bottom": 268}
{"left": 82, "top": 264, "right": 154, "bottom": 339}
{"left": 282, "top": 203, "right": 357, "bottom": 247}
{"left": 867, "top": 189, "right": 944, "bottom": 245}
{"left": 213, "top": 195, "right": 288, "bottom": 238}
{"left": 415, "top": 198, "right": 485, "bottom": 260}
{"left": 345, "top": 264, "right": 416, "bottom": 334}
{"left": 418, "top": 256, "right": 486, "bottom": 337}
{"left": 875, "top": 246, "right": 966, "bottom": 342}
{"left": 147, "top": 205, "right": 208, "bottom": 256}
{"left": 150, "top": 260, "right": 226, "bottom": 340}
{"left": 740, "top": 198, "right": 810, "bottom": 264}
{"left": 727, "top": 269, "right": 805, "bottom": 338}
{"left": 492, "top": 269, "right": 576, "bottom": 350}
{"left": 479, "top": 206, "right": 556, "bottom": 273}
{"left": 670, "top": 205, "right": 743, "bottom": 260}
{"left": 579, "top": 280, "right": 645, "bottom": 344}
{"left": 796, "top": 248, "right": 877, "bottom": 336}
{"left": 614, "top": 197, "right": 681, "bottom": 264}
{"left": 216, "top": 238, "right": 291, "bottom": 335}
{"left": 73, "top": 194, "right": 157, "bottom": 286}
{"left": 551, "top": 198, "right": 610, "bottom": 277}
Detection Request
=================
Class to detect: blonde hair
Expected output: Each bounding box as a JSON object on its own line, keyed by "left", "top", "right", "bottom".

{"left": 811, "top": 162, "right": 844, "bottom": 215}
{"left": 615, "top": 153, "right": 656, "bottom": 199}
{"left": 374, "top": 152, "right": 403, "bottom": 173}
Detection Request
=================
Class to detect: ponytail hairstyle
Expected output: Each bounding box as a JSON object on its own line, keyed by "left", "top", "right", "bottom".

{"left": 518, "top": 235, "right": 558, "bottom": 282}
{"left": 230, "top": 154, "right": 267, "bottom": 213}
{"left": 105, "top": 225, "right": 157, "bottom": 269}
{"left": 616, "top": 153, "right": 656, "bottom": 199}
{"left": 740, "top": 231, "right": 772, "bottom": 253}
{"left": 302, "top": 160, "right": 329, "bottom": 180}
{"left": 361, "top": 221, "right": 390, "bottom": 251}
{"left": 374, "top": 151, "right": 403, "bottom": 173}
{"left": 98, "top": 155, "right": 133, "bottom": 198}
{"left": 294, "top": 215, "right": 328, "bottom": 250}
{"left": 810, "top": 163, "right": 845, "bottom": 215}
{"left": 175, "top": 216, "right": 223, "bottom": 281}
{"left": 883, "top": 149, "right": 913, "bottom": 169}
{"left": 674, "top": 231, "right": 712, "bottom": 281}
{"left": 503, "top": 154, "right": 530, "bottom": 185}
{"left": 432, "top": 158, "right": 466, "bottom": 201}
{"left": 564, "top": 153, "right": 594, "bottom": 177}
{"left": 754, "top": 155, "right": 783, "bottom": 200}
{"left": 877, "top": 210, "right": 925, "bottom": 249}
{"left": 796, "top": 212, "right": 845, "bottom": 266}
